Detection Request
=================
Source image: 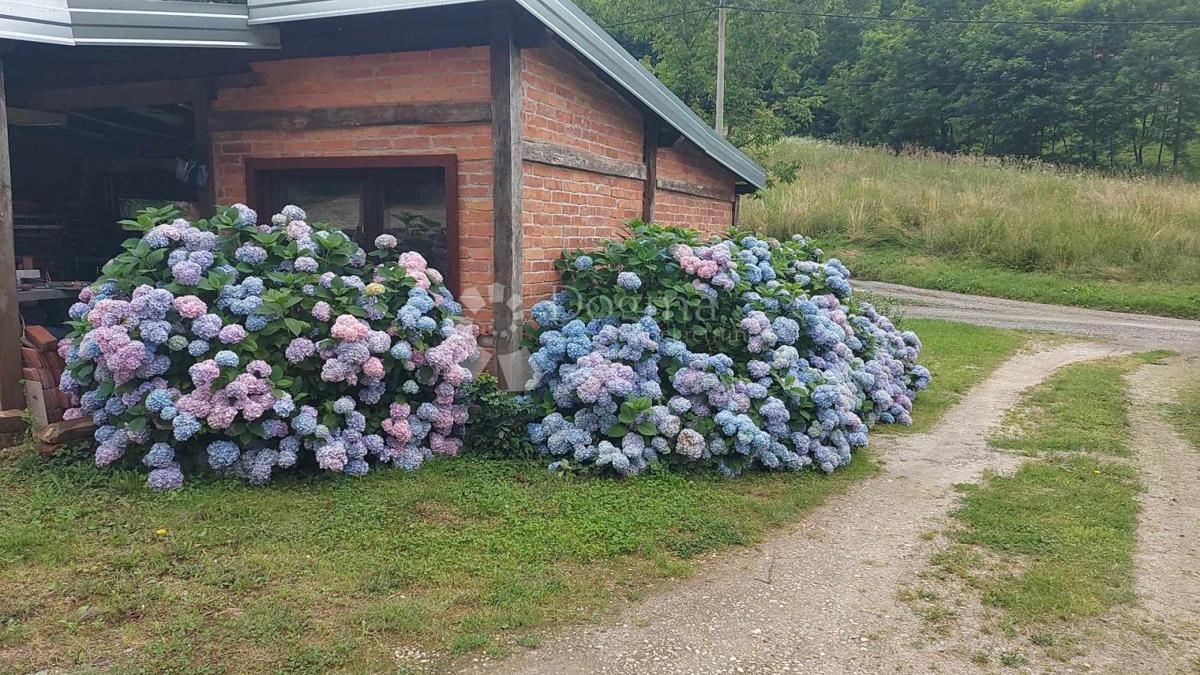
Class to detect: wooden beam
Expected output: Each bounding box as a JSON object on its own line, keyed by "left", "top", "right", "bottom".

{"left": 211, "top": 101, "right": 493, "bottom": 133}
{"left": 192, "top": 80, "right": 216, "bottom": 215}
{"left": 642, "top": 116, "right": 659, "bottom": 223}
{"left": 9, "top": 72, "right": 263, "bottom": 111}
{"left": 521, "top": 139, "right": 647, "bottom": 181}
{"left": 0, "top": 59, "right": 22, "bottom": 410}
{"left": 490, "top": 7, "right": 526, "bottom": 391}
{"left": 656, "top": 177, "right": 733, "bottom": 202}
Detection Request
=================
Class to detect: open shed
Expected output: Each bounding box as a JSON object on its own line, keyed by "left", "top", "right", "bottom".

{"left": 0, "top": 0, "right": 766, "bottom": 405}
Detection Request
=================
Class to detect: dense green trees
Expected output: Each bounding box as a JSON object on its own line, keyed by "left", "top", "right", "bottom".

{"left": 580, "top": 0, "right": 1200, "bottom": 173}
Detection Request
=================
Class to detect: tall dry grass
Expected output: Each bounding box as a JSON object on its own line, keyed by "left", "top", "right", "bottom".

{"left": 740, "top": 139, "right": 1200, "bottom": 284}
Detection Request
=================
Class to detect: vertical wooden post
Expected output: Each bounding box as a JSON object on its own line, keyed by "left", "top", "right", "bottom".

{"left": 0, "top": 57, "right": 23, "bottom": 410}
{"left": 490, "top": 7, "right": 526, "bottom": 390}
{"left": 642, "top": 116, "right": 658, "bottom": 224}
{"left": 192, "top": 80, "right": 217, "bottom": 216}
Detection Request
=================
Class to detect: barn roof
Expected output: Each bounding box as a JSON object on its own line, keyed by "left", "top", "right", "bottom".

{"left": 4, "top": 0, "right": 766, "bottom": 189}
{"left": 1, "top": 0, "right": 278, "bottom": 48}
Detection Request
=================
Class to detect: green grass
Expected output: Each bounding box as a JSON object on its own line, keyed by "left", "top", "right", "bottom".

{"left": 991, "top": 359, "right": 1136, "bottom": 456}
{"left": 0, "top": 454, "right": 874, "bottom": 672}
{"left": 992, "top": 352, "right": 1174, "bottom": 456}
{"left": 949, "top": 456, "right": 1140, "bottom": 622}
{"left": 740, "top": 138, "right": 1200, "bottom": 318}
{"left": 1166, "top": 382, "right": 1200, "bottom": 450}
{"left": 843, "top": 246, "right": 1200, "bottom": 319}
{"left": 929, "top": 356, "right": 1146, "bottom": 636}
{"left": 0, "top": 318, "right": 1022, "bottom": 672}
{"left": 881, "top": 318, "right": 1030, "bottom": 435}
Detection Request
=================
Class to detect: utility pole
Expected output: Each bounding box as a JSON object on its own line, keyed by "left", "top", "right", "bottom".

{"left": 715, "top": 0, "right": 727, "bottom": 137}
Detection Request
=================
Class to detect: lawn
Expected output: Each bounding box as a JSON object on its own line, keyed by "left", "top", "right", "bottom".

{"left": 0, "top": 318, "right": 1024, "bottom": 672}
{"left": 740, "top": 139, "right": 1200, "bottom": 318}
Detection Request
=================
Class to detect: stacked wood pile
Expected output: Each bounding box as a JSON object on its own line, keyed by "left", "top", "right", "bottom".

{"left": 20, "top": 325, "right": 73, "bottom": 425}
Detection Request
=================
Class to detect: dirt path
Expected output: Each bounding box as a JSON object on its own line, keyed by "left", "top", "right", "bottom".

{"left": 857, "top": 280, "right": 1200, "bottom": 352}
{"left": 1071, "top": 357, "right": 1200, "bottom": 674}
{"left": 469, "top": 342, "right": 1121, "bottom": 675}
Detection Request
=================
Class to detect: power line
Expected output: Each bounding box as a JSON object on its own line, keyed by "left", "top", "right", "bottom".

{"left": 601, "top": 5, "right": 1200, "bottom": 29}
{"left": 605, "top": 6, "right": 718, "bottom": 28}
{"left": 722, "top": 6, "right": 1200, "bottom": 27}
{"left": 758, "top": 80, "right": 1130, "bottom": 91}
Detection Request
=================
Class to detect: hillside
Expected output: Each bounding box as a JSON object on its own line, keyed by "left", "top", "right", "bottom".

{"left": 740, "top": 139, "right": 1200, "bottom": 318}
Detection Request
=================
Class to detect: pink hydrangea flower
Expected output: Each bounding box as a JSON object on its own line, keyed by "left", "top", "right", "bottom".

{"left": 362, "top": 357, "right": 384, "bottom": 378}
{"left": 331, "top": 315, "right": 369, "bottom": 342}
{"left": 173, "top": 295, "right": 207, "bottom": 319}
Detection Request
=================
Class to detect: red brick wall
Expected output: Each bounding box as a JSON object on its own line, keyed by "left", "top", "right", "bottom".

{"left": 210, "top": 48, "right": 496, "bottom": 327}
{"left": 655, "top": 139, "right": 738, "bottom": 237}
{"left": 520, "top": 43, "right": 644, "bottom": 308}
{"left": 208, "top": 43, "right": 743, "bottom": 331}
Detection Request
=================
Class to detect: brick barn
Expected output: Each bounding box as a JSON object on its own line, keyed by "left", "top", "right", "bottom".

{"left": 0, "top": 0, "right": 766, "bottom": 406}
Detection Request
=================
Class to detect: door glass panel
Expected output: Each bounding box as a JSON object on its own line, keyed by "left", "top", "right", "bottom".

{"left": 381, "top": 167, "right": 448, "bottom": 275}
{"left": 272, "top": 172, "right": 364, "bottom": 239}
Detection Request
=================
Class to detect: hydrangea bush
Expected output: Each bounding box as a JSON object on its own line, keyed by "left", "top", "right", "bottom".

{"left": 525, "top": 223, "right": 930, "bottom": 477}
{"left": 60, "top": 204, "right": 479, "bottom": 489}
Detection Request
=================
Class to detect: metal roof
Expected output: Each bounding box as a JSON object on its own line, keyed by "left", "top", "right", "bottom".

{"left": 246, "top": 0, "right": 767, "bottom": 188}
{"left": 5, "top": 0, "right": 278, "bottom": 48}
{"left": 5, "top": 0, "right": 763, "bottom": 187}
{"left": 0, "top": 0, "right": 73, "bottom": 45}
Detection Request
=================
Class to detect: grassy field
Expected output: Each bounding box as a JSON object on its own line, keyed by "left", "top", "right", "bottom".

{"left": 0, "top": 319, "right": 1024, "bottom": 673}
{"left": 741, "top": 139, "right": 1200, "bottom": 318}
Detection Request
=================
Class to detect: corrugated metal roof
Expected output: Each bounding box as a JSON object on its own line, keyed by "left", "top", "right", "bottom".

{"left": 0, "top": 0, "right": 73, "bottom": 45}
{"left": 247, "top": 0, "right": 475, "bottom": 25}
{"left": 246, "top": 0, "right": 767, "bottom": 188}
{"left": 4, "top": 0, "right": 278, "bottom": 48}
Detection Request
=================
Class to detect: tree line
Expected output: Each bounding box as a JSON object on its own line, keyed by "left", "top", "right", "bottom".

{"left": 579, "top": 0, "right": 1200, "bottom": 174}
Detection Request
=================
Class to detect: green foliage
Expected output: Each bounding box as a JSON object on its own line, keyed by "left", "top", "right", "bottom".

{"left": 584, "top": 0, "right": 1200, "bottom": 174}
{"left": 463, "top": 373, "right": 539, "bottom": 460}
{"left": 545, "top": 220, "right": 837, "bottom": 355}
{"left": 578, "top": 0, "right": 821, "bottom": 147}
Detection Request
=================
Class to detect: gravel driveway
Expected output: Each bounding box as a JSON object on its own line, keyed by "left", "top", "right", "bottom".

{"left": 857, "top": 280, "right": 1200, "bottom": 351}
{"left": 464, "top": 343, "right": 1124, "bottom": 674}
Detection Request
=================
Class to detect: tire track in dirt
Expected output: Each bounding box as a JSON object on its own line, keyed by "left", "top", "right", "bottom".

{"left": 463, "top": 342, "right": 1121, "bottom": 674}
{"left": 1074, "top": 357, "right": 1200, "bottom": 674}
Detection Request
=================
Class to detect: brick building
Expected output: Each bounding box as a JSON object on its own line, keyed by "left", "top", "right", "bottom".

{"left": 0, "top": 0, "right": 765, "bottom": 403}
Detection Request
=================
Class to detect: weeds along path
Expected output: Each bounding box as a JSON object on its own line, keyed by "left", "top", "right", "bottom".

{"left": 473, "top": 343, "right": 1120, "bottom": 675}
